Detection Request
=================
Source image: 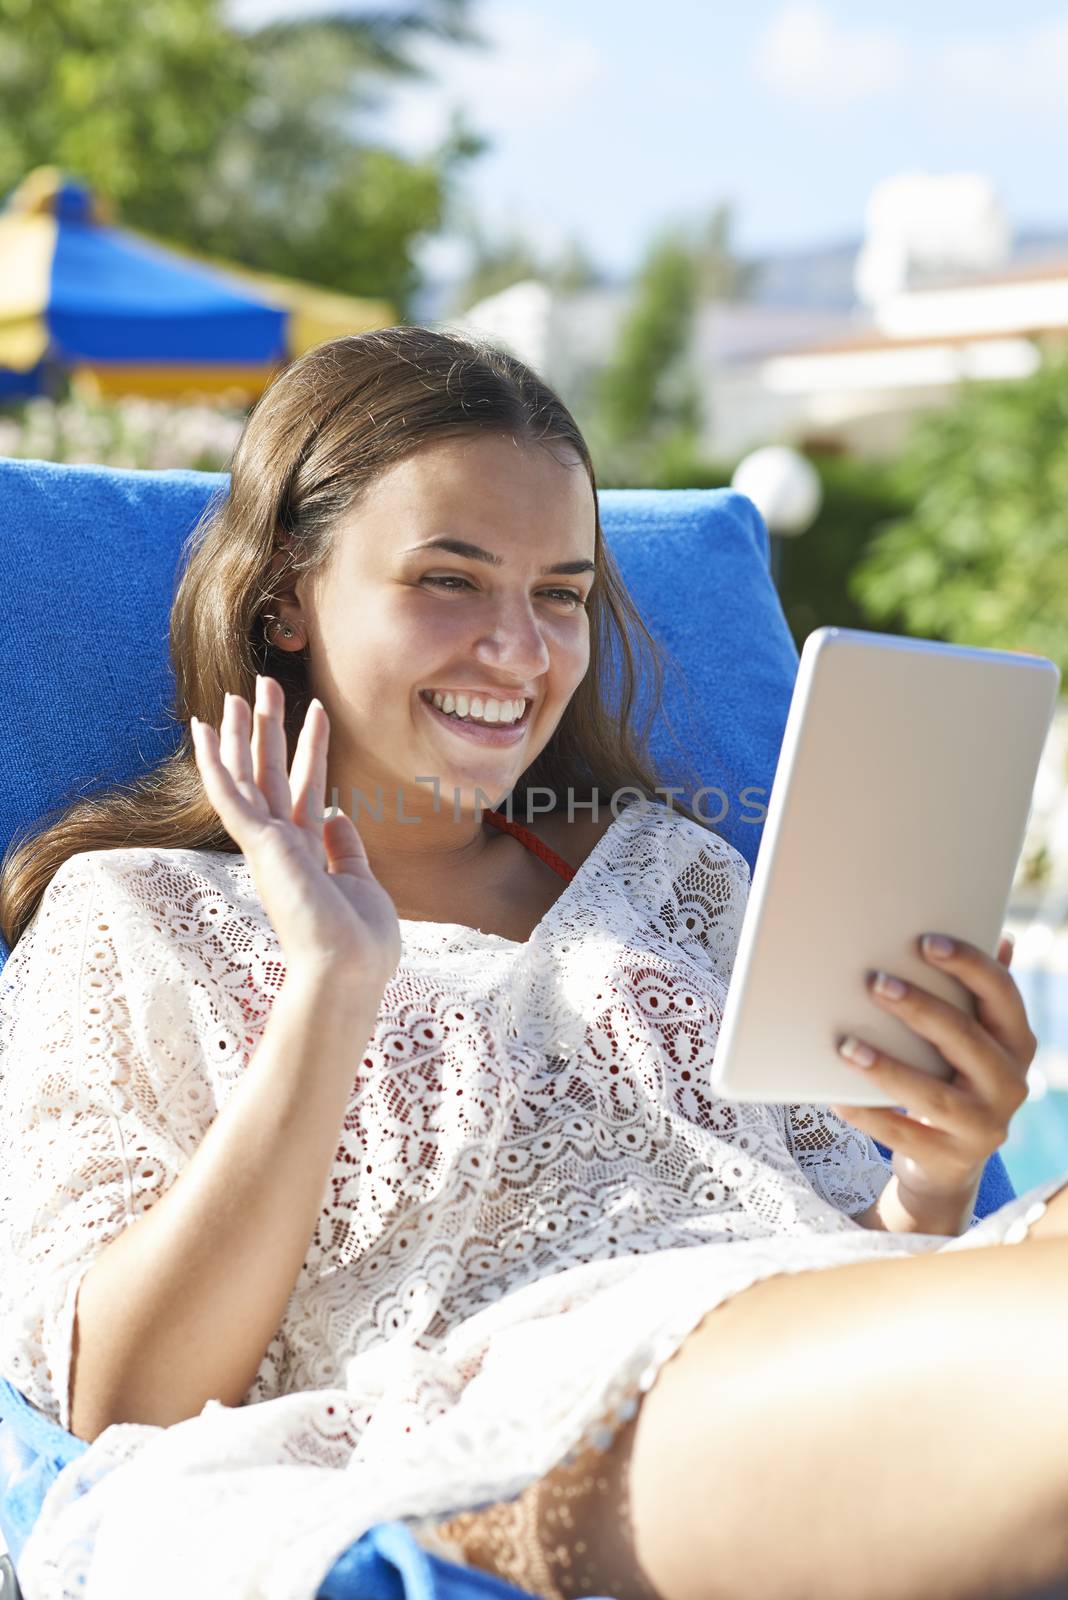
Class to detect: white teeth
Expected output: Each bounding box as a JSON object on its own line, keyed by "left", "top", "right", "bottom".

{"left": 427, "top": 690, "right": 525, "bottom": 726}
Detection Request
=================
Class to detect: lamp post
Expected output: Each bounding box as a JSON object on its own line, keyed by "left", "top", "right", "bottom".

{"left": 730, "top": 446, "right": 823, "bottom": 591}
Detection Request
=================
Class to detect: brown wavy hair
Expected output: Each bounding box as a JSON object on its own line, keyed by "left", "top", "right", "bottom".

{"left": 1, "top": 325, "right": 711, "bottom": 953}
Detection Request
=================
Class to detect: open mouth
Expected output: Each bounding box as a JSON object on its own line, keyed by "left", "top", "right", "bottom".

{"left": 418, "top": 689, "right": 531, "bottom": 743}
{"left": 419, "top": 690, "right": 531, "bottom": 728}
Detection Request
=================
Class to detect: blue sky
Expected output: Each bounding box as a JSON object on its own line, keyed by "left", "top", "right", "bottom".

{"left": 227, "top": 0, "right": 1068, "bottom": 278}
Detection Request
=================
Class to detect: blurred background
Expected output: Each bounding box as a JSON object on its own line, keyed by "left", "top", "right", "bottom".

{"left": 3, "top": 0, "right": 1068, "bottom": 1192}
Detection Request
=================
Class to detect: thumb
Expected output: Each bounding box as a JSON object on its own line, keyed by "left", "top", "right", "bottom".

{"left": 997, "top": 931, "right": 1015, "bottom": 968}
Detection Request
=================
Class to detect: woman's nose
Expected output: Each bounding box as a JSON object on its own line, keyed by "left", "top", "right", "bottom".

{"left": 475, "top": 599, "right": 553, "bottom": 675}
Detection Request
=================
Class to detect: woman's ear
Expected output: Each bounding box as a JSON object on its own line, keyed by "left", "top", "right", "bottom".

{"left": 260, "top": 543, "right": 308, "bottom": 648}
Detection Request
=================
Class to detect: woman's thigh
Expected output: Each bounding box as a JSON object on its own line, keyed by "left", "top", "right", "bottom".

{"left": 434, "top": 1232, "right": 1068, "bottom": 1600}
{"left": 629, "top": 1234, "right": 1068, "bottom": 1600}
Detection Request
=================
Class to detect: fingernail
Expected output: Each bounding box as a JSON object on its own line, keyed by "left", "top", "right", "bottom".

{"left": 839, "top": 1035, "right": 876, "bottom": 1067}
{"left": 922, "top": 934, "right": 955, "bottom": 959}
{"left": 872, "top": 970, "right": 907, "bottom": 999}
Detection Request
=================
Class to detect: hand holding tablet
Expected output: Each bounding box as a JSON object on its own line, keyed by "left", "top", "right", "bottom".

{"left": 827, "top": 923, "right": 1037, "bottom": 1208}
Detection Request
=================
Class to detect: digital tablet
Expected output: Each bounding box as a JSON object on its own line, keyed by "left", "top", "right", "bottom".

{"left": 710, "top": 627, "right": 1060, "bottom": 1106}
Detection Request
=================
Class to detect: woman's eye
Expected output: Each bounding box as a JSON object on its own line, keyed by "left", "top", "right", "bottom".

{"left": 420, "top": 576, "right": 586, "bottom": 607}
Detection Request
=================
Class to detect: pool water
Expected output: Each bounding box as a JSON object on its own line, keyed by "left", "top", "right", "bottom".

{"left": 1000, "top": 966, "right": 1068, "bottom": 1195}
{"left": 1002, "top": 1088, "right": 1068, "bottom": 1193}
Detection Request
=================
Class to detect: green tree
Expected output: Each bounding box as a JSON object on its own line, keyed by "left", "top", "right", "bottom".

{"left": 690, "top": 201, "right": 756, "bottom": 302}
{"left": 781, "top": 452, "right": 910, "bottom": 647}
{"left": 849, "top": 348, "right": 1068, "bottom": 675}
{"left": 0, "top": 0, "right": 488, "bottom": 317}
{"left": 580, "top": 203, "right": 751, "bottom": 481}
{"left": 587, "top": 226, "right": 702, "bottom": 480}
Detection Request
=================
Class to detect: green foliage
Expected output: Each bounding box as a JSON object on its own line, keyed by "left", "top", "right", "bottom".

{"left": 849, "top": 350, "right": 1068, "bottom": 674}
{"left": 780, "top": 452, "right": 911, "bottom": 646}
{"left": 585, "top": 229, "right": 701, "bottom": 486}
{"left": 0, "top": 0, "right": 486, "bottom": 316}
{"left": 0, "top": 0, "right": 249, "bottom": 209}
{"left": 583, "top": 204, "right": 749, "bottom": 483}
{"left": 592, "top": 435, "right": 726, "bottom": 492}
{"left": 595, "top": 229, "right": 700, "bottom": 443}
{"left": 690, "top": 202, "right": 757, "bottom": 302}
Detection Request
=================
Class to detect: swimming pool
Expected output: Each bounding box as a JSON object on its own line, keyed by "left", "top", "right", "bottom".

{"left": 1000, "top": 964, "right": 1068, "bottom": 1195}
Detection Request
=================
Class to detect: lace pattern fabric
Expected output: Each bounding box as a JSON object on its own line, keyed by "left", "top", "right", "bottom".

{"left": 426, "top": 1404, "right": 659, "bottom": 1600}
{"left": 1, "top": 795, "right": 1061, "bottom": 1600}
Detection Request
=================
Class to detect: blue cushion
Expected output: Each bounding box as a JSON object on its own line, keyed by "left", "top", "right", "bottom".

{"left": 0, "top": 1377, "right": 88, "bottom": 1565}
{"left": 317, "top": 1519, "right": 610, "bottom": 1600}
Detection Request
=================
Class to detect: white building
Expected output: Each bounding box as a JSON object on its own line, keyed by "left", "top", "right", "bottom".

{"left": 854, "top": 172, "right": 1012, "bottom": 306}
{"left": 751, "top": 257, "right": 1068, "bottom": 460}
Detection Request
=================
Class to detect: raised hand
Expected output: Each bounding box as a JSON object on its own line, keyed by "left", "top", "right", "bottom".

{"left": 190, "top": 674, "right": 401, "bottom": 992}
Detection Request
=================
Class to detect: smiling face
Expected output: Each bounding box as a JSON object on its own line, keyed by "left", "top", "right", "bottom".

{"left": 280, "top": 431, "right": 598, "bottom": 834}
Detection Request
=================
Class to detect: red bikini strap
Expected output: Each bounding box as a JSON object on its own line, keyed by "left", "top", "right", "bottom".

{"left": 482, "top": 808, "right": 576, "bottom": 883}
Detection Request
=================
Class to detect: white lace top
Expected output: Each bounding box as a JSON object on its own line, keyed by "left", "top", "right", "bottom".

{"left": 5, "top": 794, "right": 1043, "bottom": 1600}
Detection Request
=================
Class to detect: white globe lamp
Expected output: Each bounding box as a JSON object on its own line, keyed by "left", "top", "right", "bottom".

{"left": 731, "top": 445, "right": 822, "bottom": 589}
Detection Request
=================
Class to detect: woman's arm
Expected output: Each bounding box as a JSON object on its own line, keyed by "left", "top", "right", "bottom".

{"left": 853, "top": 1174, "right": 976, "bottom": 1236}
{"left": 69, "top": 967, "right": 381, "bottom": 1442}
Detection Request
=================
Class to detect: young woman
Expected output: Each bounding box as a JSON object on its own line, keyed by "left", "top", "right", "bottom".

{"left": 2, "top": 327, "right": 1068, "bottom": 1600}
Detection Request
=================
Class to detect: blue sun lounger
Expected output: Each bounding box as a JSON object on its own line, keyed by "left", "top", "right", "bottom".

{"left": 0, "top": 458, "right": 1015, "bottom": 1598}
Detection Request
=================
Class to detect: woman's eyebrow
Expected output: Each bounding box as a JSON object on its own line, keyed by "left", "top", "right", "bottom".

{"left": 402, "top": 536, "right": 595, "bottom": 577}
